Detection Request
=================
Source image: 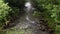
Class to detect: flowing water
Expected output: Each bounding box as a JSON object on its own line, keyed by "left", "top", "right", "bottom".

{"left": 5, "top": 0, "right": 50, "bottom": 34}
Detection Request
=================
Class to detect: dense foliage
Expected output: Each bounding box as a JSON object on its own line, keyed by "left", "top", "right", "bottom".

{"left": 32, "top": 0, "right": 60, "bottom": 34}
{"left": 0, "top": 0, "right": 20, "bottom": 28}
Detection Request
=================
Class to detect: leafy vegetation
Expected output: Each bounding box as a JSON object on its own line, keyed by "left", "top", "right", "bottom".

{"left": 33, "top": 0, "right": 60, "bottom": 34}
{"left": 0, "top": 0, "right": 20, "bottom": 28}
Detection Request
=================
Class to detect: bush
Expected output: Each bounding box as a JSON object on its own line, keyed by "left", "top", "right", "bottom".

{"left": 33, "top": 0, "right": 60, "bottom": 34}
{"left": 0, "top": 0, "right": 20, "bottom": 28}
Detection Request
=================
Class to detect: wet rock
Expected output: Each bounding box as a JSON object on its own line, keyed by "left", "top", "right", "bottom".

{"left": 47, "top": 28, "right": 54, "bottom": 34}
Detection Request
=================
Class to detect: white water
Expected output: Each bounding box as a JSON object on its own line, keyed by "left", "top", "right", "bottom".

{"left": 25, "top": 1, "right": 35, "bottom": 23}
{"left": 7, "top": 1, "right": 49, "bottom": 34}
{"left": 6, "top": 1, "right": 48, "bottom": 34}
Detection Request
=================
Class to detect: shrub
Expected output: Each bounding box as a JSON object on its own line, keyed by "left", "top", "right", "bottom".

{"left": 0, "top": 0, "right": 20, "bottom": 28}
{"left": 33, "top": 0, "right": 60, "bottom": 34}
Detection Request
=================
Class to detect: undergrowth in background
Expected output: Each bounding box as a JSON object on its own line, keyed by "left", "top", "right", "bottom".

{"left": 0, "top": 0, "right": 20, "bottom": 28}
{"left": 32, "top": 0, "right": 60, "bottom": 34}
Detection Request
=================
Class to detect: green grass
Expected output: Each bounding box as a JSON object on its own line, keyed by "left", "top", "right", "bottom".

{"left": 55, "top": 25, "right": 60, "bottom": 34}
{"left": 0, "top": 31, "right": 6, "bottom": 34}
{"left": 6, "top": 29, "right": 25, "bottom": 34}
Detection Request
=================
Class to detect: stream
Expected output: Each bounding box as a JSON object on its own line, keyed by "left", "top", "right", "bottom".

{"left": 3, "top": 0, "right": 50, "bottom": 34}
